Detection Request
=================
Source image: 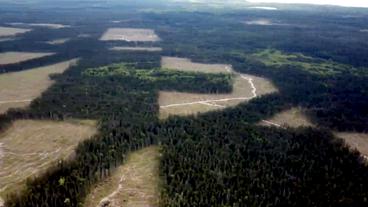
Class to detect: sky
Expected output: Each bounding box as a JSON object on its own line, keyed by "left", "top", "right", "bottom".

{"left": 247, "top": 0, "right": 368, "bottom": 8}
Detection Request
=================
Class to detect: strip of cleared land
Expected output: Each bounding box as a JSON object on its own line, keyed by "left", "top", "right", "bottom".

{"left": 100, "top": 28, "right": 160, "bottom": 42}
{"left": 7, "top": 23, "right": 69, "bottom": 29}
{"left": 0, "top": 59, "right": 78, "bottom": 114}
{"left": 110, "top": 47, "right": 162, "bottom": 52}
{"left": 46, "top": 38, "right": 70, "bottom": 45}
{"left": 0, "top": 119, "right": 97, "bottom": 196}
{"left": 161, "top": 56, "right": 232, "bottom": 73}
{"left": 0, "top": 26, "right": 31, "bottom": 38}
{"left": 259, "top": 107, "right": 314, "bottom": 128}
{"left": 159, "top": 57, "right": 277, "bottom": 118}
{"left": 244, "top": 19, "right": 287, "bottom": 26}
{"left": 84, "top": 146, "right": 160, "bottom": 207}
{"left": 335, "top": 133, "right": 368, "bottom": 157}
{"left": 0, "top": 52, "right": 54, "bottom": 65}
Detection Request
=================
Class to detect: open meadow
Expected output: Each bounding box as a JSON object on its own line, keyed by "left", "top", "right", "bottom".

{"left": 159, "top": 57, "right": 277, "bottom": 118}
{"left": 0, "top": 119, "right": 97, "bottom": 197}
{"left": 110, "top": 46, "right": 162, "bottom": 52}
{"left": 7, "top": 23, "right": 69, "bottom": 29}
{"left": 84, "top": 146, "right": 160, "bottom": 207}
{"left": 0, "top": 59, "right": 78, "bottom": 114}
{"left": 0, "top": 26, "right": 31, "bottom": 38}
{"left": 259, "top": 107, "right": 314, "bottom": 128}
{"left": 100, "top": 28, "right": 160, "bottom": 42}
{"left": 0, "top": 52, "right": 54, "bottom": 65}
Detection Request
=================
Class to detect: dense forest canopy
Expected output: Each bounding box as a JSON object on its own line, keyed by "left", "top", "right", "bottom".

{"left": 0, "top": 0, "right": 368, "bottom": 206}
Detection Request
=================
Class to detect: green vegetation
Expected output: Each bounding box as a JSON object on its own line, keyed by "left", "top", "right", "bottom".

{"left": 84, "top": 63, "right": 233, "bottom": 94}
{"left": 250, "top": 49, "right": 367, "bottom": 76}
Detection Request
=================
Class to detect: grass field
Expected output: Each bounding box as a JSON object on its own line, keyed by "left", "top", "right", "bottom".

{"left": 335, "top": 133, "right": 368, "bottom": 157}
{"left": 84, "top": 146, "right": 160, "bottom": 207}
{"left": 7, "top": 23, "right": 69, "bottom": 29}
{"left": 159, "top": 57, "right": 277, "bottom": 118}
{"left": 100, "top": 28, "right": 160, "bottom": 42}
{"left": 46, "top": 38, "right": 70, "bottom": 45}
{"left": 161, "top": 56, "right": 232, "bottom": 74}
{"left": 251, "top": 49, "right": 366, "bottom": 76}
{"left": 0, "top": 26, "right": 31, "bottom": 38}
{"left": 0, "top": 119, "right": 97, "bottom": 197}
{"left": 0, "top": 52, "right": 54, "bottom": 65}
{"left": 111, "top": 46, "right": 162, "bottom": 52}
{"left": 259, "top": 107, "right": 313, "bottom": 128}
{"left": 0, "top": 59, "right": 78, "bottom": 114}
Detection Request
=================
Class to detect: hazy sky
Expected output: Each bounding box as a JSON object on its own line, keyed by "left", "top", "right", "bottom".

{"left": 248, "top": 0, "right": 368, "bottom": 8}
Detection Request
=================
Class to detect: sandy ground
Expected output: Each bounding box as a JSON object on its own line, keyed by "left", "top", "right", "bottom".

{"left": 7, "top": 23, "right": 69, "bottom": 29}
{"left": 0, "top": 52, "right": 54, "bottom": 65}
{"left": 161, "top": 56, "right": 232, "bottom": 74}
{"left": 46, "top": 38, "right": 70, "bottom": 45}
{"left": 0, "top": 26, "right": 31, "bottom": 38}
{"left": 159, "top": 57, "right": 277, "bottom": 118}
{"left": 259, "top": 107, "right": 314, "bottom": 128}
{"left": 0, "top": 119, "right": 97, "bottom": 196}
{"left": 110, "top": 47, "right": 162, "bottom": 52}
{"left": 100, "top": 28, "right": 160, "bottom": 42}
{"left": 84, "top": 146, "right": 160, "bottom": 207}
{"left": 0, "top": 59, "right": 78, "bottom": 114}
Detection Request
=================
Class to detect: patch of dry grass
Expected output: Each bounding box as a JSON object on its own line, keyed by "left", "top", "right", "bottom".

{"left": 158, "top": 58, "right": 277, "bottom": 119}
{"left": 259, "top": 107, "right": 314, "bottom": 128}
{"left": 46, "top": 38, "right": 70, "bottom": 45}
{"left": 161, "top": 56, "right": 232, "bottom": 74}
{"left": 0, "top": 59, "right": 78, "bottom": 114}
{"left": 100, "top": 28, "right": 160, "bottom": 42}
{"left": 335, "top": 132, "right": 368, "bottom": 156}
{"left": 8, "top": 23, "right": 69, "bottom": 29}
{"left": 0, "top": 119, "right": 97, "bottom": 196}
{"left": 84, "top": 146, "right": 161, "bottom": 207}
{"left": 0, "top": 52, "right": 54, "bottom": 65}
{"left": 0, "top": 26, "right": 31, "bottom": 38}
{"left": 110, "top": 46, "right": 162, "bottom": 52}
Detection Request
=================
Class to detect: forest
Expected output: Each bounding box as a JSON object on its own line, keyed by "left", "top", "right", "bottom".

{"left": 1, "top": 0, "right": 368, "bottom": 206}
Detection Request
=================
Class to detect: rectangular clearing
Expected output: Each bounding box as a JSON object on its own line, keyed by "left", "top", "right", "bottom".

{"left": 100, "top": 28, "right": 160, "bottom": 42}
{"left": 84, "top": 146, "right": 160, "bottom": 207}
{"left": 110, "top": 46, "right": 162, "bottom": 52}
{"left": 335, "top": 133, "right": 368, "bottom": 157}
{"left": 0, "top": 52, "right": 54, "bottom": 65}
{"left": 0, "top": 59, "right": 78, "bottom": 114}
{"left": 159, "top": 57, "right": 277, "bottom": 119}
{"left": 0, "top": 119, "right": 97, "bottom": 196}
{"left": 259, "top": 107, "right": 314, "bottom": 128}
{"left": 161, "top": 56, "right": 232, "bottom": 74}
{"left": 0, "top": 26, "right": 31, "bottom": 38}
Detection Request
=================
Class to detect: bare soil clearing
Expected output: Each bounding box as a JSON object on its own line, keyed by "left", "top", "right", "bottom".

{"left": 0, "top": 119, "right": 97, "bottom": 196}
{"left": 84, "top": 146, "right": 160, "bottom": 207}
{"left": 159, "top": 57, "right": 277, "bottom": 118}
{"left": 7, "top": 23, "right": 69, "bottom": 29}
{"left": 100, "top": 28, "right": 160, "bottom": 42}
{"left": 335, "top": 133, "right": 368, "bottom": 157}
{"left": 244, "top": 19, "right": 287, "bottom": 26}
{"left": 0, "top": 52, "right": 54, "bottom": 65}
{"left": 0, "top": 59, "right": 78, "bottom": 114}
{"left": 259, "top": 107, "right": 313, "bottom": 128}
{"left": 0, "top": 26, "right": 31, "bottom": 38}
{"left": 110, "top": 47, "right": 162, "bottom": 52}
{"left": 161, "top": 56, "right": 232, "bottom": 74}
{"left": 247, "top": 6, "right": 278, "bottom": 10}
{"left": 46, "top": 38, "right": 70, "bottom": 45}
